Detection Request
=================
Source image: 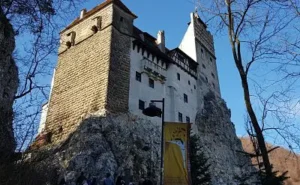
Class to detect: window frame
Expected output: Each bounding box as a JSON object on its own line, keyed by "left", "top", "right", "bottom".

{"left": 178, "top": 112, "right": 183, "bottom": 122}
{"left": 149, "top": 78, "right": 154, "bottom": 88}
{"left": 184, "top": 94, "right": 188, "bottom": 103}
{"left": 136, "top": 71, "right": 141, "bottom": 82}
{"left": 139, "top": 100, "right": 145, "bottom": 110}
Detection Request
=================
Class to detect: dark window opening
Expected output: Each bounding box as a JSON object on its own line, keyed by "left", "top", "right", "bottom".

{"left": 178, "top": 55, "right": 184, "bottom": 63}
{"left": 202, "top": 64, "right": 206, "bottom": 69}
{"left": 178, "top": 112, "right": 183, "bottom": 122}
{"left": 177, "top": 73, "right": 180, "bottom": 81}
{"left": 201, "top": 48, "right": 204, "bottom": 53}
{"left": 188, "top": 80, "right": 191, "bottom": 85}
{"left": 186, "top": 116, "right": 190, "bottom": 123}
{"left": 184, "top": 94, "right": 188, "bottom": 103}
{"left": 149, "top": 78, "right": 154, "bottom": 88}
{"left": 139, "top": 100, "right": 145, "bottom": 110}
{"left": 210, "top": 57, "right": 212, "bottom": 62}
{"left": 194, "top": 85, "right": 196, "bottom": 89}
{"left": 212, "top": 83, "right": 216, "bottom": 89}
{"left": 205, "top": 77, "right": 208, "bottom": 82}
{"left": 211, "top": 72, "right": 215, "bottom": 79}
{"left": 136, "top": 72, "right": 141, "bottom": 82}
{"left": 120, "top": 16, "right": 124, "bottom": 22}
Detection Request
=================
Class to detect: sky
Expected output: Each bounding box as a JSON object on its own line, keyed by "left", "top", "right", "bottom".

{"left": 70, "top": 0, "right": 248, "bottom": 136}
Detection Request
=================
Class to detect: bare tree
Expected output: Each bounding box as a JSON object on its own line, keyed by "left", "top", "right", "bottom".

{"left": 0, "top": 0, "right": 83, "bottom": 157}
{"left": 197, "top": 0, "right": 300, "bottom": 183}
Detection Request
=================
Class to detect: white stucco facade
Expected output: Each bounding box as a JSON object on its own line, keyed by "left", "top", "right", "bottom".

{"left": 128, "top": 12, "right": 220, "bottom": 125}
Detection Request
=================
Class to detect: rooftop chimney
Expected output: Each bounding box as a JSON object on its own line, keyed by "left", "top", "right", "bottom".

{"left": 80, "top": 9, "right": 87, "bottom": 19}
{"left": 157, "top": 30, "right": 165, "bottom": 53}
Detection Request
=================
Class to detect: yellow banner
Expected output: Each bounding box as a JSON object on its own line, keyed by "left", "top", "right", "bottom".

{"left": 163, "top": 122, "right": 190, "bottom": 185}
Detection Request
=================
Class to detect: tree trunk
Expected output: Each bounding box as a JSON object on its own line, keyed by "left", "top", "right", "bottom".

{"left": 0, "top": 7, "right": 19, "bottom": 162}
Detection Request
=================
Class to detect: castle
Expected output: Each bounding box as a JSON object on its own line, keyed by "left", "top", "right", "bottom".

{"left": 38, "top": 0, "right": 221, "bottom": 143}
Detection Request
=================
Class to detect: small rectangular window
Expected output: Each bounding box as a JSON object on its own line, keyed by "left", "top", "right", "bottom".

{"left": 194, "top": 85, "right": 196, "bottom": 89}
{"left": 211, "top": 72, "right": 215, "bottom": 79}
{"left": 149, "top": 78, "right": 154, "bottom": 88}
{"left": 177, "top": 73, "right": 180, "bottom": 81}
{"left": 120, "top": 16, "right": 124, "bottom": 22}
{"left": 184, "top": 94, "right": 188, "bottom": 103}
{"left": 202, "top": 64, "right": 206, "bottom": 69}
{"left": 178, "top": 55, "right": 184, "bottom": 63}
{"left": 178, "top": 112, "right": 183, "bottom": 122}
{"left": 205, "top": 77, "right": 208, "bottom": 82}
{"left": 212, "top": 83, "right": 216, "bottom": 89}
{"left": 136, "top": 72, "right": 141, "bottom": 82}
{"left": 186, "top": 116, "right": 190, "bottom": 123}
{"left": 210, "top": 57, "right": 212, "bottom": 62}
{"left": 139, "top": 100, "right": 145, "bottom": 110}
{"left": 188, "top": 80, "right": 191, "bottom": 85}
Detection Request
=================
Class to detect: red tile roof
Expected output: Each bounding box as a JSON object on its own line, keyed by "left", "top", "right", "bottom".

{"left": 61, "top": 0, "right": 137, "bottom": 33}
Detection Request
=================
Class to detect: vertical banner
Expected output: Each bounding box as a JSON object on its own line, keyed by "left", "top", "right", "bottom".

{"left": 164, "top": 122, "right": 190, "bottom": 185}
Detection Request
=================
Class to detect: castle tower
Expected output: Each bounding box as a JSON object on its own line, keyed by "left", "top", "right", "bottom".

{"left": 44, "top": 0, "right": 137, "bottom": 143}
{"left": 179, "top": 12, "right": 221, "bottom": 96}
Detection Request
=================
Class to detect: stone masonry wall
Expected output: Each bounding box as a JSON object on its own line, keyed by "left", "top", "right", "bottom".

{"left": 45, "top": 3, "right": 135, "bottom": 143}
{"left": 46, "top": 4, "right": 118, "bottom": 143}
{"left": 106, "top": 5, "right": 134, "bottom": 112}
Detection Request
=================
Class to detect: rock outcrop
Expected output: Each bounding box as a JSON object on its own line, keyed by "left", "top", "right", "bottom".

{"left": 28, "top": 93, "right": 259, "bottom": 185}
{"left": 29, "top": 113, "right": 161, "bottom": 185}
{"left": 0, "top": 7, "right": 19, "bottom": 161}
{"left": 194, "top": 92, "right": 258, "bottom": 185}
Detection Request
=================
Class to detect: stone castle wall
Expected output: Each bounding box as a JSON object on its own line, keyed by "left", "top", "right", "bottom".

{"left": 45, "top": 4, "right": 133, "bottom": 143}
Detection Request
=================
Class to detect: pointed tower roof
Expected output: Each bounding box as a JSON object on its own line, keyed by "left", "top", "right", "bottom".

{"left": 61, "top": 0, "right": 137, "bottom": 33}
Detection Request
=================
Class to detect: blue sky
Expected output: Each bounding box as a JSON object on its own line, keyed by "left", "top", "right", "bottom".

{"left": 72, "top": 0, "right": 248, "bottom": 136}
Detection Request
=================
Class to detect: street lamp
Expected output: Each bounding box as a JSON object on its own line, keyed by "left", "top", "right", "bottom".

{"left": 142, "top": 98, "right": 165, "bottom": 185}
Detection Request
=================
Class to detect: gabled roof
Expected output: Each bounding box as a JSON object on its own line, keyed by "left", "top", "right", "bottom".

{"left": 61, "top": 0, "right": 137, "bottom": 33}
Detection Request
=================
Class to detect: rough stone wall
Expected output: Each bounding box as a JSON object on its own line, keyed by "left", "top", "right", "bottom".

{"left": 0, "top": 8, "right": 19, "bottom": 161}
{"left": 106, "top": 5, "right": 133, "bottom": 112}
{"left": 45, "top": 4, "right": 133, "bottom": 143}
{"left": 194, "top": 92, "right": 258, "bottom": 185}
{"left": 30, "top": 113, "right": 161, "bottom": 185}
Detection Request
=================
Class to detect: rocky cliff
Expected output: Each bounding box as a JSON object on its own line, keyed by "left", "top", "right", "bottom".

{"left": 0, "top": 7, "right": 19, "bottom": 161}
{"left": 27, "top": 92, "right": 258, "bottom": 185}
{"left": 194, "top": 92, "right": 258, "bottom": 185}
{"left": 29, "top": 113, "right": 161, "bottom": 185}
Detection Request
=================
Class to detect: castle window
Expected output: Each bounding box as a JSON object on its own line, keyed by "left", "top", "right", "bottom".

{"left": 210, "top": 57, "right": 212, "bottom": 62}
{"left": 136, "top": 72, "right": 141, "bottom": 82}
{"left": 202, "top": 64, "right": 206, "bottom": 69}
{"left": 139, "top": 100, "right": 145, "bottom": 110}
{"left": 212, "top": 83, "right": 216, "bottom": 89}
{"left": 205, "top": 77, "right": 208, "bottom": 82}
{"left": 194, "top": 85, "right": 196, "bottom": 89}
{"left": 186, "top": 116, "right": 190, "bottom": 123}
{"left": 178, "top": 55, "right": 184, "bottom": 63}
{"left": 188, "top": 80, "right": 191, "bottom": 85}
{"left": 149, "top": 78, "right": 154, "bottom": 88}
{"left": 120, "top": 16, "right": 124, "bottom": 22}
{"left": 184, "top": 94, "right": 188, "bottom": 103}
{"left": 177, "top": 73, "right": 180, "bottom": 81}
{"left": 211, "top": 72, "right": 215, "bottom": 79}
{"left": 178, "top": 112, "right": 183, "bottom": 122}
{"left": 201, "top": 48, "right": 204, "bottom": 53}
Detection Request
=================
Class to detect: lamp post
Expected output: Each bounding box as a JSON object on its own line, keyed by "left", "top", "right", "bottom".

{"left": 142, "top": 98, "right": 165, "bottom": 185}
